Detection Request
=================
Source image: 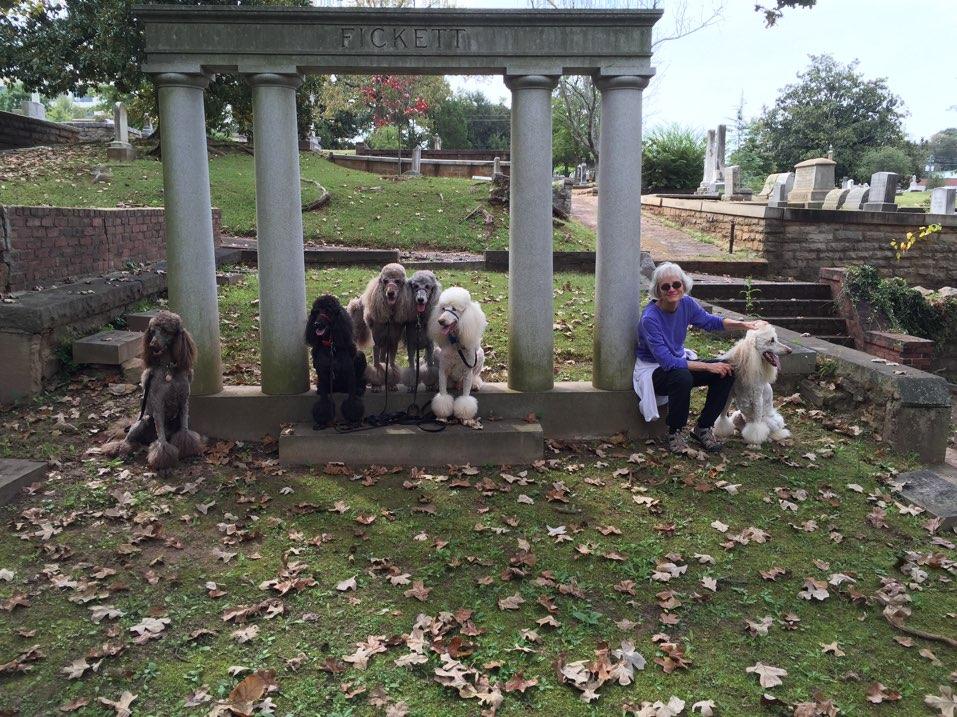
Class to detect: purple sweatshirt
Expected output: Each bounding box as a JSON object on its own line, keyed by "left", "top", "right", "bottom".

{"left": 636, "top": 296, "right": 725, "bottom": 370}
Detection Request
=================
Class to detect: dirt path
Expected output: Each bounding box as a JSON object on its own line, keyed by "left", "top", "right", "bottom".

{"left": 571, "top": 189, "right": 725, "bottom": 260}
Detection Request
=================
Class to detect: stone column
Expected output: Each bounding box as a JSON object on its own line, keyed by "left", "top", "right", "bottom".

{"left": 593, "top": 74, "right": 649, "bottom": 390}
{"left": 154, "top": 72, "right": 222, "bottom": 395}
{"left": 504, "top": 74, "right": 558, "bottom": 391}
{"left": 248, "top": 73, "right": 309, "bottom": 395}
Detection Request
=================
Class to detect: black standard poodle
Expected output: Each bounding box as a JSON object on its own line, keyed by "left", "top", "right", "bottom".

{"left": 305, "top": 294, "right": 367, "bottom": 426}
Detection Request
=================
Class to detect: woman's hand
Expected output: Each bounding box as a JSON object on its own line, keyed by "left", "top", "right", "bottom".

{"left": 723, "top": 318, "right": 768, "bottom": 332}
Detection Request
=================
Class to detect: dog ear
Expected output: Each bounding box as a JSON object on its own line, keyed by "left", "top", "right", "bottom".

{"left": 305, "top": 310, "right": 318, "bottom": 347}
{"left": 172, "top": 325, "right": 197, "bottom": 372}
{"left": 141, "top": 327, "right": 154, "bottom": 366}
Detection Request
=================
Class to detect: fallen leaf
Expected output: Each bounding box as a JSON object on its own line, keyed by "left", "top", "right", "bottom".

{"left": 747, "top": 662, "right": 787, "bottom": 688}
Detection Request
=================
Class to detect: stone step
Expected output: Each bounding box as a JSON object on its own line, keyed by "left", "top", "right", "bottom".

{"left": 695, "top": 282, "right": 832, "bottom": 301}
{"left": 770, "top": 316, "right": 848, "bottom": 334}
{"left": 124, "top": 310, "right": 159, "bottom": 332}
{"left": 711, "top": 299, "right": 836, "bottom": 318}
{"left": 279, "top": 419, "right": 544, "bottom": 467}
{"left": 0, "top": 458, "right": 46, "bottom": 506}
{"left": 73, "top": 330, "right": 142, "bottom": 365}
{"left": 818, "top": 335, "right": 856, "bottom": 348}
{"left": 897, "top": 467, "right": 957, "bottom": 529}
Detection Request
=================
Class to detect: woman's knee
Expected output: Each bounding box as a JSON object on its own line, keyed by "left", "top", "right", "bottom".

{"left": 669, "top": 368, "right": 694, "bottom": 391}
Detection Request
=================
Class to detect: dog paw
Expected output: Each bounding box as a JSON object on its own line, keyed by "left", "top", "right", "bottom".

{"left": 431, "top": 392, "right": 455, "bottom": 418}
{"left": 453, "top": 395, "right": 478, "bottom": 420}
{"left": 312, "top": 396, "right": 336, "bottom": 426}
{"left": 170, "top": 430, "right": 204, "bottom": 458}
{"left": 147, "top": 440, "right": 180, "bottom": 470}
{"left": 713, "top": 415, "right": 735, "bottom": 439}
{"left": 770, "top": 428, "right": 791, "bottom": 442}
{"left": 341, "top": 396, "right": 365, "bottom": 424}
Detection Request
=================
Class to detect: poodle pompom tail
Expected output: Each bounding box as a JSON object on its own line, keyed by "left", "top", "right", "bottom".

{"left": 147, "top": 440, "right": 180, "bottom": 470}
{"left": 452, "top": 395, "right": 478, "bottom": 420}
{"left": 741, "top": 421, "right": 770, "bottom": 446}
{"left": 713, "top": 414, "right": 735, "bottom": 440}
{"left": 431, "top": 392, "right": 455, "bottom": 418}
{"left": 171, "top": 430, "right": 204, "bottom": 458}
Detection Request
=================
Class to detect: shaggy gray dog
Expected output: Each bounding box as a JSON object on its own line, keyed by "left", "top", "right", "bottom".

{"left": 403, "top": 270, "right": 442, "bottom": 389}
{"left": 101, "top": 310, "right": 204, "bottom": 470}
{"left": 347, "top": 262, "right": 414, "bottom": 387}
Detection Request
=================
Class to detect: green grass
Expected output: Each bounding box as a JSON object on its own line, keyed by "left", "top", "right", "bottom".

{"left": 895, "top": 191, "right": 930, "bottom": 209}
{"left": 0, "top": 144, "right": 594, "bottom": 253}
{"left": 0, "top": 354, "right": 952, "bottom": 715}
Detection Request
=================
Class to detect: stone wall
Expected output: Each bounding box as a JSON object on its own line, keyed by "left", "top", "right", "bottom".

{"left": 642, "top": 196, "right": 957, "bottom": 288}
{"left": 356, "top": 147, "right": 509, "bottom": 162}
{"left": 0, "top": 110, "right": 81, "bottom": 150}
{"left": 62, "top": 120, "right": 143, "bottom": 143}
{"left": 328, "top": 153, "right": 509, "bottom": 179}
{"left": 0, "top": 206, "right": 222, "bottom": 293}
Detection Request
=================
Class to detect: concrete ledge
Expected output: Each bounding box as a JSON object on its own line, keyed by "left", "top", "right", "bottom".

{"left": 0, "top": 459, "right": 46, "bottom": 506}
{"left": 279, "top": 420, "right": 543, "bottom": 467}
{"left": 484, "top": 251, "right": 768, "bottom": 278}
{"left": 897, "top": 467, "right": 957, "bottom": 529}
{"left": 225, "top": 244, "right": 399, "bottom": 267}
{"left": 702, "top": 301, "right": 951, "bottom": 463}
{"left": 190, "top": 381, "right": 660, "bottom": 442}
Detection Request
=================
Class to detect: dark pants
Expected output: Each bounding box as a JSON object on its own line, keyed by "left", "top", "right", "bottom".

{"left": 652, "top": 362, "right": 735, "bottom": 433}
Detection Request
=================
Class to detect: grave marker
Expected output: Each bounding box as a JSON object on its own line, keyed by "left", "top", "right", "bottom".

{"left": 106, "top": 102, "right": 137, "bottom": 162}
{"left": 821, "top": 187, "right": 850, "bottom": 210}
{"left": 863, "top": 172, "right": 899, "bottom": 212}
{"left": 930, "top": 187, "right": 956, "bottom": 215}
{"left": 843, "top": 185, "right": 870, "bottom": 211}
{"left": 787, "top": 157, "right": 836, "bottom": 208}
{"left": 0, "top": 459, "right": 46, "bottom": 506}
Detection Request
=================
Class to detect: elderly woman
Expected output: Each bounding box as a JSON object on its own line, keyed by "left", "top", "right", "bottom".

{"left": 634, "top": 262, "right": 761, "bottom": 454}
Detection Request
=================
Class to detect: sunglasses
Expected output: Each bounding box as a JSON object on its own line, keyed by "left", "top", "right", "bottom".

{"left": 659, "top": 281, "right": 683, "bottom": 292}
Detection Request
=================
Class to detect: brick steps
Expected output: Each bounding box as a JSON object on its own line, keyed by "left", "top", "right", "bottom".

{"left": 279, "top": 419, "right": 544, "bottom": 467}
{"left": 769, "top": 316, "right": 849, "bottom": 335}
{"left": 711, "top": 298, "right": 836, "bottom": 317}
{"left": 694, "top": 282, "right": 831, "bottom": 301}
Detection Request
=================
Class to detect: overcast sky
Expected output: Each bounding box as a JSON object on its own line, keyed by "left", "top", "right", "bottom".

{"left": 449, "top": 0, "right": 957, "bottom": 141}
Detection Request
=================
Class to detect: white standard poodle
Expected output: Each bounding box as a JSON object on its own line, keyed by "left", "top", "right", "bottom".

{"left": 429, "top": 286, "right": 487, "bottom": 421}
{"left": 714, "top": 322, "right": 793, "bottom": 446}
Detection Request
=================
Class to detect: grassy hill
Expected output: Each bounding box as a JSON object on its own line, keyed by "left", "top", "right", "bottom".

{"left": 0, "top": 144, "right": 594, "bottom": 253}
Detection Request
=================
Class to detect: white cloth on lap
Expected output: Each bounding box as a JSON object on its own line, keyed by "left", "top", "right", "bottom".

{"left": 632, "top": 348, "right": 698, "bottom": 423}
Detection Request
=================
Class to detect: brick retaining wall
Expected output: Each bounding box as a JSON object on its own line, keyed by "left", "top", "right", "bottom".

{"left": 356, "top": 147, "right": 509, "bottom": 162}
{"left": 642, "top": 196, "right": 957, "bottom": 289}
{"left": 0, "top": 110, "right": 81, "bottom": 150}
{"left": 0, "top": 206, "right": 221, "bottom": 293}
{"left": 329, "top": 153, "right": 509, "bottom": 179}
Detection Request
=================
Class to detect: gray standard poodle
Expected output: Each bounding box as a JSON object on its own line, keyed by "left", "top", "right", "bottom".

{"left": 101, "top": 310, "right": 204, "bottom": 470}
{"left": 403, "top": 269, "right": 442, "bottom": 389}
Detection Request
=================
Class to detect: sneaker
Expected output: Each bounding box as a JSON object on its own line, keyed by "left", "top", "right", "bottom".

{"left": 667, "top": 430, "right": 689, "bottom": 454}
{"left": 691, "top": 426, "right": 723, "bottom": 453}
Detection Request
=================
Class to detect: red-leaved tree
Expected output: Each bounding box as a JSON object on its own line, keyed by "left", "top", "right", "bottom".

{"left": 361, "top": 75, "right": 430, "bottom": 172}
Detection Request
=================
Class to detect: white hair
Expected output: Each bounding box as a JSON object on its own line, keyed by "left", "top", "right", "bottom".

{"left": 649, "top": 262, "right": 693, "bottom": 301}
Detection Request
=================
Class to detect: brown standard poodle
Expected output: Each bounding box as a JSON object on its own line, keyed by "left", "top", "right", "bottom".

{"left": 101, "top": 310, "right": 204, "bottom": 470}
{"left": 347, "top": 262, "right": 414, "bottom": 388}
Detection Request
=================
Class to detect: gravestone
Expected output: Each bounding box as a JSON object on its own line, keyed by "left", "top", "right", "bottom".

{"left": 20, "top": 97, "right": 46, "bottom": 120}
{"left": 408, "top": 146, "right": 422, "bottom": 176}
{"left": 73, "top": 330, "right": 142, "bottom": 365}
{"left": 434, "top": 135, "right": 442, "bottom": 150}
{"left": 843, "top": 185, "right": 870, "bottom": 211}
{"left": 841, "top": 178, "right": 855, "bottom": 190}
{"left": 756, "top": 173, "right": 782, "bottom": 200}
{"left": 767, "top": 182, "right": 788, "bottom": 208}
{"left": 493, "top": 156, "right": 502, "bottom": 177}
{"left": 721, "top": 165, "right": 751, "bottom": 201}
{"left": 696, "top": 124, "right": 727, "bottom": 195}
{"left": 821, "top": 187, "right": 850, "bottom": 210}
{"left": 106, "top": 102, "right": 136, "bottom": 162}
{"left": 907, "top": 174, "right": 922, "bottom": 192}
{"left": 930, "top": 187, "right": 956, "bottom": 215}
{"left": 897, "top": 467, "right": 957, "bottom": 529}
{"left": 863, "top": 172, "right": 899, "bottom": 212}
{"left": 0, "top": 459, "right": 46, "bottom": 506}
{"left": 787, "top": 157, "right": 836, "bottom": 208}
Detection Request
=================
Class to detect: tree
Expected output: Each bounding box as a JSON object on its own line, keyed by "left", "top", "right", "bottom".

{"left": 427, "top": 91, "right": 510, "bottom": 150}
{"left": 928, "top": 128, "right": 957, "bottom": 172}
{"left": 0, "top": 80, "right": 31, "bottom": 113}
{"left": 739, "top": 55, "right": 907, "bottom": 179}
{"left": 754, "top": 0, "right": 817, "bottom": 26}
{"left": 642, "top": 125, "right": 705, "bottom": 192}
{"left": 854, "top": 147, "right": 916, "bottom": 185}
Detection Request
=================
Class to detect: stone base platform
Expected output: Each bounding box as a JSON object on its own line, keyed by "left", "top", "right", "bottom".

{"left": 898, "top": 466, "right": 957, "bottom": 529}
{"left": 279, "top": 420, "right": 543, "bottom": 467}
{"left": 190, "top": 381, "right": 662, "bottom": 442}
{"left": 0, "top": 458, "right": 46, "bottom": 505}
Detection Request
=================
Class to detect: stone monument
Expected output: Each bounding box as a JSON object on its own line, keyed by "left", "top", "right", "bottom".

{"left": 842, "top": 185, "right": 870, "bottom": 211}
{"left": 20, "top": 92, "right": 45, "bottom": 120}
{"left": 721, "top": 165, "right": 752, "bottom": 201}
{"left": 787, "top": 157, "right": 836, "bottom": 208}
{"left": 767, "top": 183, "right": 788, "bottom": 208}
{"left": 841, "top": 178, "right": 855, "bottom": 190}
{"left": 696, "top": 125, "right": 726, "bottom": 195}
{"left": 862, "top": 172, "right": 898, "bottom": 212}
{"left": 821, "top": 187, "right": 850, "bottom": 210}
{"left": 408, "top": 146, "right": 422, "bottom": 176}
{"left": 907, "top": 174, "right": 922, "bottom": 192}
{"left": 930, "top": 187, "right": 956, "bottom": 215}
{"left": 493, "top": 156, "right": 503, "bottom": 177}
{"left": 434, "top": 135, "right": 442, "bottom": 150}
{"left": 106, "top": 102, "right": 136, "bottom": 162}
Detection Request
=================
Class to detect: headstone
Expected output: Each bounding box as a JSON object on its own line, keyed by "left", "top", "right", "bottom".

{"left": 307, "top": 132, "right": 320, "bottom": 151}
{"left": 0, "top": 459, "right": 46, "bottom": 506}
{"left": 434, "top": 135, "right": 442, "bottom": 150}
{"left": 841, "top": 178, "right": 855, "bottom": 190}
{"left": 842, "top": 186, "right": 870, "bottom": 211}
{"left": 73, "top": 330, "right": 142, "bottom": 365}
{"left": 106, "top": 102, "right": 136, "bottom": 162}
{"left": 767, "top": 182, "right": 788, "bottom": 208}
{"left": 821, "top": 187, "right": 850, "bottom": 210}
{"left": 408, "top": 146, "right": 422, "bottom": 176}
{"left": 907, "top": 174, "right": 922, "bottom": 192}
{"left": 493, "top": 156, "right": 502, "bottom": 177}
{"left": 787, "top": 158, "right": 836, "bottom": 208}
{"left": 930, "top": 187, "right": 956, "bottom": 215}
{"left": 697, "top": 129, "right": 717, "bottom": 194}
{"left": 897, "top": 468, "right": 957, "bottom": 529}
{"left": 20, "top": 97, "right": 45, "bottom": 120}
{"left": 720, "top": 165, "right": 752, "bottom": 201}
{"left": 696, "top": 124, "right": 727, "bottom": 195}
{"left": 756, "top": 173, "right": 782, "bottom": 200}
{"left": 862, "top": 172, "right": 899, "bottom": 212}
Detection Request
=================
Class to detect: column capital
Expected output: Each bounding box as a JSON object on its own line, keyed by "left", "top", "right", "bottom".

{"left": 246, "top": 73, "right": 303, "bottom": 89}
{"left": 152, "top": 72, "right": 211, "bottom": 90}
{"left": 593, "top": 74, "right": 650, "bottom": 92}
{"left": 504, "top": 74, "right": 559, "bottom": 92}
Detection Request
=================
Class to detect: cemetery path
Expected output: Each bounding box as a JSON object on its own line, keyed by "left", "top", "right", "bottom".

{"left": 571, "top": 189, "right": 726, "bottom": 260}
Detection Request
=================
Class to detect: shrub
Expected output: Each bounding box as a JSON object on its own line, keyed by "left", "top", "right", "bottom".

{"left": 925, "top": 173, "right": 945, "bottom": 190}
{"left": 642, "top": 125, "right": 705, "bottom": 193}
{"left": 853, "top": 146, "right": 915, "bottom": 185}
